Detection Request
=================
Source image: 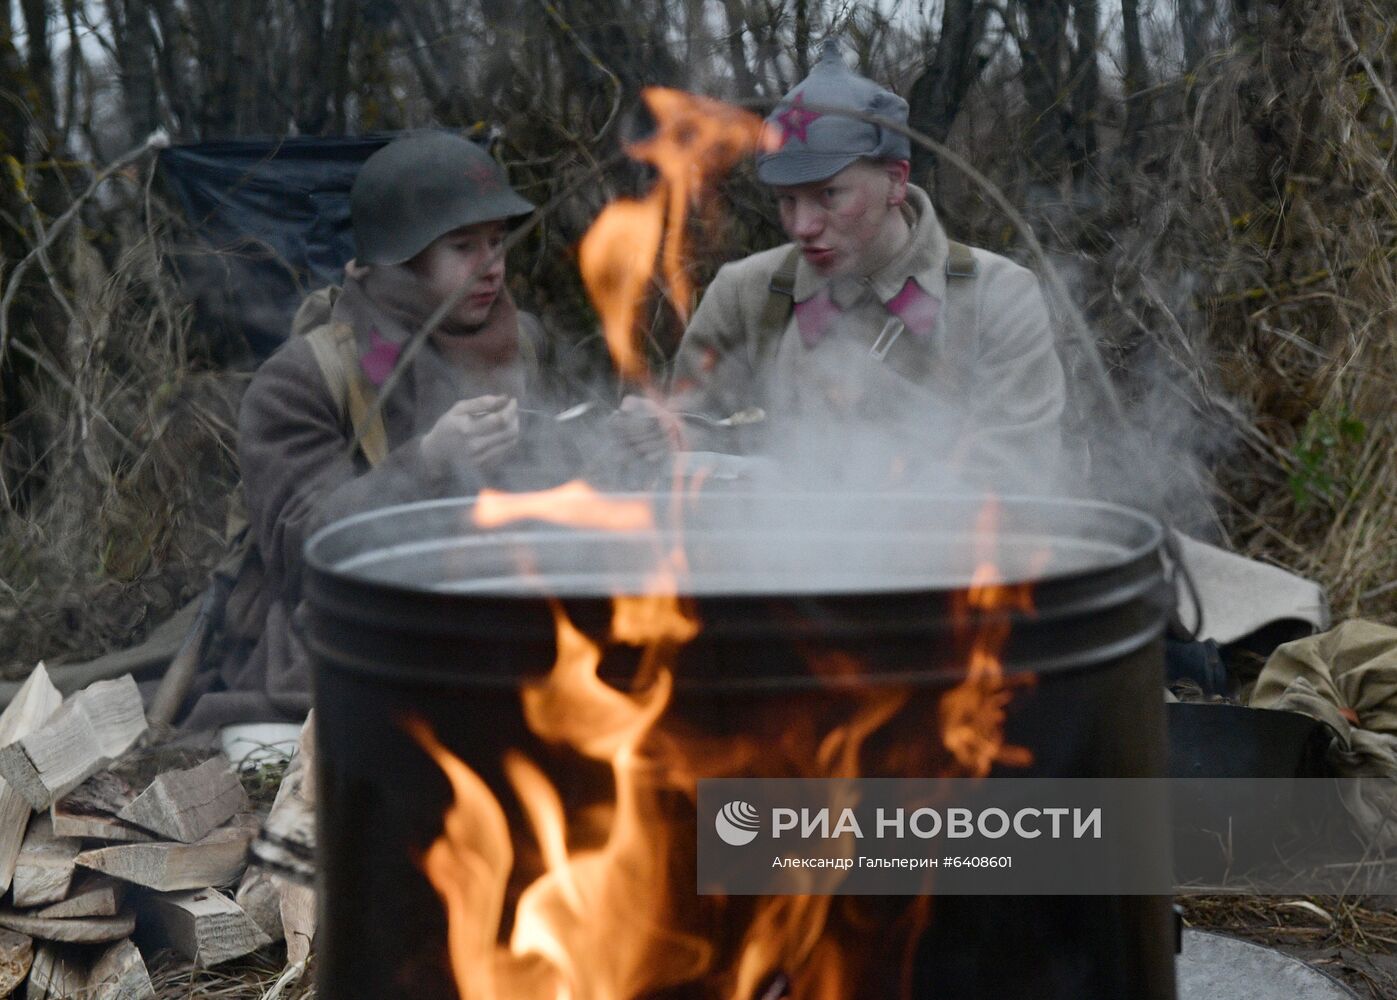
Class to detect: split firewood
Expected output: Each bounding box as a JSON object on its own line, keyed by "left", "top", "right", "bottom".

{"left": 254, "top": 712, "right": 317, "bottom": 964}
{"left": 0, "top": 675, "right": 147, "bottom": 811}
{"left": 143, "top": 888, "right": 272, "bottom": 966}
{"left": 0, "top": 909, "right": 135, "bottom": 944}
{"left": 87, "top": 938, "right": 154, "bottom": 1000}
{"left": 32, "top": 874, "right": 124, "bottom": 920}
{"left": 50, "top": 772, "right": 153, "bottom": 843}
{"left": 75, "top": 817, "right": 256, "bottom": 891}
{"left": 278, "top": 877, "right": 315, "bottom": 966}
{"left": 118, "top": 755, "right": 248, "bottom": 843}
{"left": 10, "top": 816, "right": 82, "bottom": 907}
{"left": 0, "top": 927, "right": 34, "bottom": 995}
{"left": 235, "top": 866, "right": 283, "bottom": 941}
{"left": 0, "top": 665, "right": 63, "bottom": 894}
{"left": 24, "top": 943, "right": 86, "bottom": 999}
{"left": 252, "top": 712, "right": 316, "bottom": 885}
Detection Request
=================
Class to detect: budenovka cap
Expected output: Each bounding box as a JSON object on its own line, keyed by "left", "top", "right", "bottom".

{"left": 756, "top": 39, "right": 911, "bottom": 186}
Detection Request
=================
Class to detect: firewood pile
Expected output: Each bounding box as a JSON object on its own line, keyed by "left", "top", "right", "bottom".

{"left": 0, "top": 664, "right": 315, "bottom": 998}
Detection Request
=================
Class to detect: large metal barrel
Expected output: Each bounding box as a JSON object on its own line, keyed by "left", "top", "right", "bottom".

{"left": 303, "top": 492, "right": 1176, "bottom": 999}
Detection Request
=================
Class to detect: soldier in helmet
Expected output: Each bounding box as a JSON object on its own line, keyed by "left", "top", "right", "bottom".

{"left": 623, "top": 42, "right": 1075, "bottom": 493}
{"left": 187, "top": 131, "right": 556, "bottom": 727}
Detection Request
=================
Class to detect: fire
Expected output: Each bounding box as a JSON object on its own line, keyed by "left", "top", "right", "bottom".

{"left": 413, "top": 489, "right": 1039, "bottom": 999}
{"left": 577, "top": 88, "right": 770, "bottom": 382}
{"left": 473, "top": 481, "right": 654, "bottom": 532}
{"left": 939, "top": 500, "right": 1036, "bottom": 777}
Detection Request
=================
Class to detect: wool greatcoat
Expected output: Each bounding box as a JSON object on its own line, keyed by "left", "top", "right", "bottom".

{"left": 667, "top": 185, "right": 1075, "bottom": 493}
{"left": 183, "top": 274, "right": 569, "bottom": 729}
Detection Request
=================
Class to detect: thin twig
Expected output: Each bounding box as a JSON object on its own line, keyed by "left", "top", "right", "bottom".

{"left": 0, "top": 131, "right": 170, "bottom": 367}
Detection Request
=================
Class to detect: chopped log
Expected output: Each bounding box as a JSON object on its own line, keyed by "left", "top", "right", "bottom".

{"left": 50, "top": 771, "right": 153, "bottom": 842}
{"left": 0, "top": 675, "right": 147, "bottom": 810}
{"left": 50, "top": 802, "right": 154, "bottom": 843}
{"left": 0, "top": 665, "right": 63, "bottom": 894}
{"left": 0, "top": 927, "right": 33, "bottom": 995}
{"left": 32, "top": 874, "right": 124, "bottom": 919}
{"left": 143, "top": 889, "right": 271, "bottom": 966}
{"left": 278, "top": 876, "right": 316, "bottom": 966}
{"left": 118, "top": 755, "right": 248, "bottom": 843}
{"left": 252, "top": 712, "right": 316, "bottom": 884}
{"left": 267, "top": 713, "right": 317, "bottom": 964}
{"left": 87, "top": 938, "right": 154, "bottom": 999}
{"left": 0, "top": 909, "right": 135, "bottom": 943}
{"left": 10, "top": 816, "right": 82, "bottom": 907}
{"left": 234, "top": 867, "right": 283, "bottom": 941}
{"left": 75, "top": 819, "right": 255, "bottom": 891}
{"left": 25, "top": 943, "right": 86, "bottom": 999}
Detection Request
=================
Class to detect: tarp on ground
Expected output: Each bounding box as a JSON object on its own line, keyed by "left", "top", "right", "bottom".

{"left": 157, "top": 135, "right": 396, "bottom": 362}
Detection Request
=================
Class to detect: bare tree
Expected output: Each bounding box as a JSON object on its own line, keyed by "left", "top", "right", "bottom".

{"left": 907, "top": 0, "right": 990, "bottom": 186}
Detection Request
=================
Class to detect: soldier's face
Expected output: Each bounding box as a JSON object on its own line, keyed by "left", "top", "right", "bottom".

{"left": 410, "top": 220, "right": 508, "bottom": 328}
{"left": 774, "top": 160, "right": 910, "bottom": 277}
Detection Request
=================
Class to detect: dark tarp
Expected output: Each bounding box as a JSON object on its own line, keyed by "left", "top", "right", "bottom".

{"left": 157, "top": 135, "right": 396, "bottom": 362}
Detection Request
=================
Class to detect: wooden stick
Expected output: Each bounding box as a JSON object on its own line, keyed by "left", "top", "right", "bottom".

{"left": 0, "top": 927, "right": 33, "bottom": 996}
{"left": 118, "top": 755, "right": 247, "bottom": 843}
{"left": 0, "top": 675, "right": 147, "bottom": 810}
{"left": 75, "top": 819, "right": 255, "bottom": 892}
{"left": 87, "top": 938, "right": 154, "bottom": 1000}
{"left": 0, "top": 665, "right": 62, "bottom": 894}
{"left": 10, "top": 816, "right": 82, "bottom": 907}
{"left": 0, "top": 910, "right": 134, "bottom": 944}
{"left": 32, "top": 875, "right": 124, "bottom": 920}
{"left": 24, "top": 943, "right": 86, "bottom": 998}
{"left": 143, "top": 889, "right": 271, "bottom": 967}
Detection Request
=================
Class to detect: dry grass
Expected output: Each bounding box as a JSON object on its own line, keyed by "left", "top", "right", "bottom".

{"left": 0, "top": 169, "right": 242, "bottom": 676}
{"left": 149, "top": 951, "right": 314, "bottom": 1000}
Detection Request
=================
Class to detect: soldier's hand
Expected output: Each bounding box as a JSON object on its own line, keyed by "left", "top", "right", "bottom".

{"left": 614, "top": 395, "right": 684, "bottom": 462}
{"left": 421, "top": 395, "right": 520, "bottom": 472}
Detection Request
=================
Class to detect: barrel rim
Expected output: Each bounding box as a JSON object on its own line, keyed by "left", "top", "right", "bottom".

{"left": 305, "top": 492, "right": 1166, "bottom": 600}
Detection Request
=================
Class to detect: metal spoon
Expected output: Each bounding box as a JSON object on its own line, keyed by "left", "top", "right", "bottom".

{"left": 677, "top": 406, "right": 767, "bottom": 428}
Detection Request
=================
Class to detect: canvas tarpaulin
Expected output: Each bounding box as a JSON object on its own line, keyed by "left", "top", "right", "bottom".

{"left": 157, "top": 135, "right": 395, "bottom": 361}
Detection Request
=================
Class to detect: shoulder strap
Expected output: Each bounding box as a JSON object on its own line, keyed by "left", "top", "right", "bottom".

{"left": 304, "top": 323, "right": 389, "bottom": 467}
{"left": 760, "top": 246, "right": 802, "bottom": 331}
{"left": 946, "top": 240, "right": 978, "bottom": 279}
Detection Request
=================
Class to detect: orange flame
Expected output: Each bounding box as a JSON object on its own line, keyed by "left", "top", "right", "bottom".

{"left": 578, "top": 88, "right": 769, "bottom": 382}
{"left": 473, "top": 481, "right": 654, "bottom": 532}
{"left": 419, "top": 487, "right": 1038, "bottom": 999}
{"left": 939, "top": 499, "right": 1036, "bottom": 777}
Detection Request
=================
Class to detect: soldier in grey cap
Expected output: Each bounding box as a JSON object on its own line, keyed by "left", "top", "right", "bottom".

{"left": 627, "top": 41, "right": 1073, "bottom": 493}
{"left": 195, "top": 131, "right": 557, "bottom": 727}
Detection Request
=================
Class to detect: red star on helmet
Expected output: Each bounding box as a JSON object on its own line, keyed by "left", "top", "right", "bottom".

{"left": 776, "top": 93, "right": 821, "bottom": 147}
{"left": 464, "top": 161, "right": 500, "bottom": 191}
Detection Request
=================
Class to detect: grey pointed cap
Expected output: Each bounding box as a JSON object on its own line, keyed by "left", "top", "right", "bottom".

{"left": 350, "top": 131, "right": 535, "bottom": 265}
{"left": 755, "top": 39, "right": 911, "bottom": 186}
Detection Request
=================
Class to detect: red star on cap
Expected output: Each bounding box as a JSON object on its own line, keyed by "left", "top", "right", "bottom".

{"left": 776, "top": 93, "right": 821, "bottom": 147}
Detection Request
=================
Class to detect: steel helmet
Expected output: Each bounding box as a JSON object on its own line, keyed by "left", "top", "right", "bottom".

{"left": 350, "top": 131, "right": 535, "bottom": 266}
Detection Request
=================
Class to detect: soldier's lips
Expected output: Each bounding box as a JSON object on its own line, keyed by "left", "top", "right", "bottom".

{"left": 468, "top": 290, "right": 499, "bottom": 307}
{"left": 801, "top": 246, "right": 836, "bottom": 268}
